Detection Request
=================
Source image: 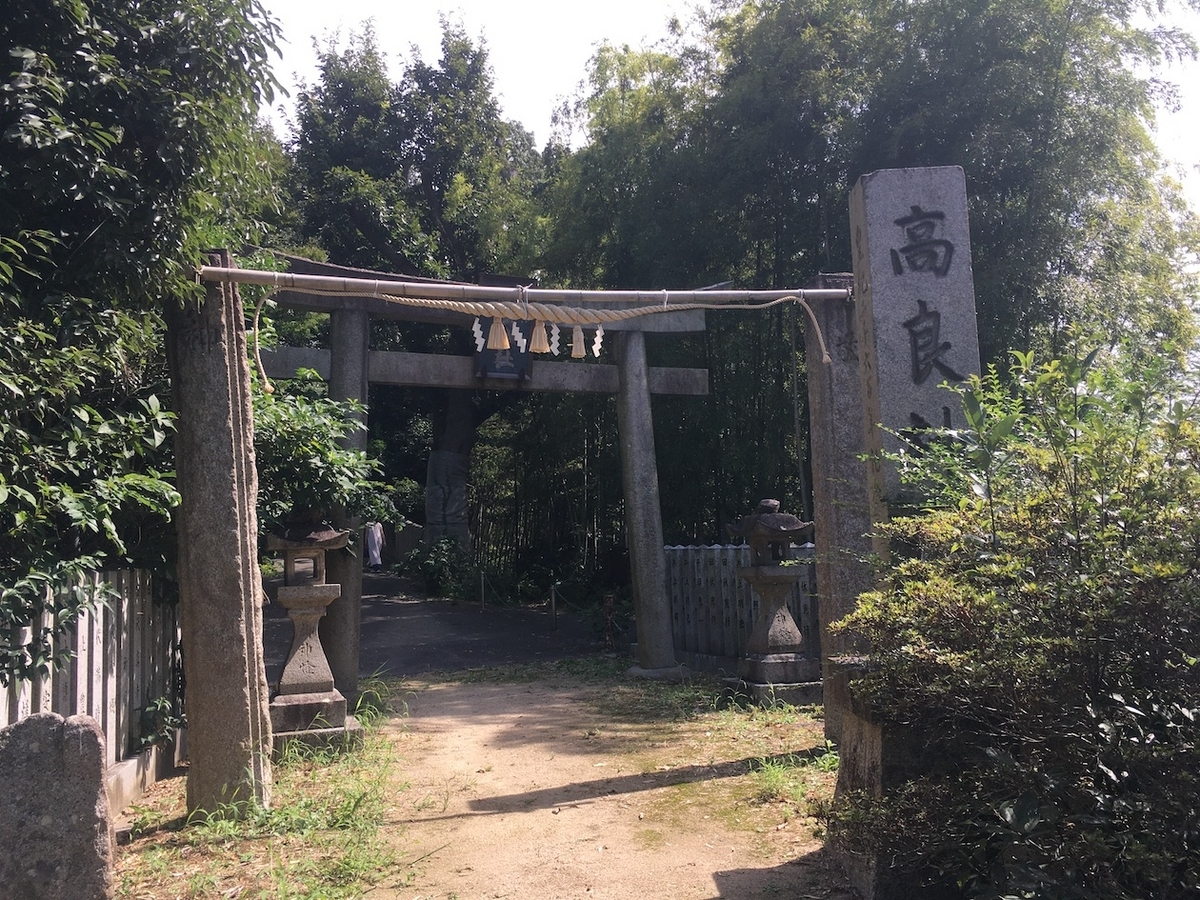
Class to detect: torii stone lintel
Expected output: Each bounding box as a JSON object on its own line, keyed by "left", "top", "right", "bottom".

{"left": 261, "top": 347, "right": 709, "bottom": 396}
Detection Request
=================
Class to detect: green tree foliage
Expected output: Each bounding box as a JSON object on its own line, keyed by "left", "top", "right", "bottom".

{"left": 830, "top": 354, "right": 1200, "bottom": 898}
{"left": 396, "top": 25, "right": 545, "bottom": 281}
{"left": 843, "top": 0, "right": 1200, "bottom": 364}
{"left": 290, "top": 28, "right": 437, "bottom": 276}
{"left": 3, "top": 0, "right": 283, "bottom": 300}
{"left": 286, "top": 22, "right": 547, "bottom": 554}
{"left": 290, "top": 22, "right": 544, "bottom": 281}
{"left": 527, "top": 0, "right": 1198, "bottom": 557}
{"left": 548, "top": 0, "right": 1198, "bottom": 362}
{"left": 543, "top": 41, "right": 721, "bottom": 288}
{"left": 252, "top": 370, "right": 395, "bottom": 534}
{"left": 702, "top": 0, "right": 865, "bottom": 282}
{"left": 0, "top": 0, "right": 282, "bottom": 684}
{"left": 468, "top": 392, "right": 627, "bottom": 598}
{"left": 541, "top": 34, "right": 823, "bottom": 537}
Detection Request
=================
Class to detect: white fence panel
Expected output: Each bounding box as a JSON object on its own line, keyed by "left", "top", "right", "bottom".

{"left": 0, "top": 571, "right": 178, "bottom": 768}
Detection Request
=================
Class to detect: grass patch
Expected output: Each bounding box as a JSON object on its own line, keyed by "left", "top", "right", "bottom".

{"left": 751, "top": 755, "right": 812, "bottom": 805}
{"left": 636, "top": 827, "right": 666, "bottom": 849}
{"left": 614, "top": 691, "right": 838, "bottom": 843}
{"left": 115, "top": 694, "right": 407, "bottom": 899}
{"left": 427, "top": 653, "right": 734, "bottom": 726}
{"left": 587, "top": 676, "right": 726, "bottom": 723}
{"left": 748, "top": 744, "right": 839, "bottom": 826}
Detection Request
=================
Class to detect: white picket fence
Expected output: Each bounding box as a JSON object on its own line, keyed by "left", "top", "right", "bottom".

{"left": 664, "top": 544, "right": 819, "bottom": 674}
{"left": 0, "top": 571, "right": 178, "bottom": 769}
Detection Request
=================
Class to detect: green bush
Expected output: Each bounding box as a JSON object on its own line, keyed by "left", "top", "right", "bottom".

{"left": 400, "top": 538, "right": 474, "bottom": 598}
{"left": 252, "top": 369, "right": 398, "bottom": 533}
{"left": 830, "top": 352, "right": 1200, "bottom": 899}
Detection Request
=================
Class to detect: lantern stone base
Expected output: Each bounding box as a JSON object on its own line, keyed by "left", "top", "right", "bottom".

{"left": 725, "top": 676, "right": 823, "bottom": 707}
{"left": 269, "top": 690, "right": 347, "bottom": 732}
{"left": 738, "top": 651, "right": 820, "bottom": 685}
{"left": 728, "top": 652, "right": 822, "bottom": 706}
{"left": 729, "top": 560, "right": 822, "bottom": 706}
{"left": 269, "top": 690, "right": 363, "bottom": 756}
{"left": 272, "top": 719, "right": 364, "bottom": 756}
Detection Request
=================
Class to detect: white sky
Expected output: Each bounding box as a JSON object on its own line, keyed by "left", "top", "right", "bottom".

{"left": 262, "top": 0, "right": 687, "bottom": 146}
{"left": 261, "top": 0, "right": 1199, "bottom": 207}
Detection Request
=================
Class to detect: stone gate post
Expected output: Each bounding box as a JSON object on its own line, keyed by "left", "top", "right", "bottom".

{"left": 832, "top": 166, "right": 983, "bottom": 900}
{"left": 321, "top": 308, "right": 369, "bottom": 699}
{"left": 615, "top": 330, "right": 676, "bottom": 672}
{"left": 165, "top": 250, "right": 272, "bottom": 813}
{"left": 803, "top": 273, "right": 874, "bottom": 742}
{"left": 851, "top": 166, "right": 982, "bottom": 544}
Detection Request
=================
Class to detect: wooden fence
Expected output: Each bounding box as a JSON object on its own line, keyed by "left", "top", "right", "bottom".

{"left": 664, "top": 544, "right": 819, "bottom": 675}
{"left": 0, "top": 571, "right": 178, "bottom": 769}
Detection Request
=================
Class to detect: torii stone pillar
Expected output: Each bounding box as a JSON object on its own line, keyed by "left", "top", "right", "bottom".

{"left": 803, "top": 273, "right": 873, "bottom": 743}
{"left": 615, "top": 331, "right": 677, "bottom": 673}
{"left": 320, "top": 308, "right": 369, "bottom": 700}
{"left": 165, "top": 251, "right": 272, "bottom": 813}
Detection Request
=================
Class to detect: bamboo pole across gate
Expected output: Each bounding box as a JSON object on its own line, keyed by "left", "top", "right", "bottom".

{"left": 197, "top": 265, "right": 852, "bottom": 309}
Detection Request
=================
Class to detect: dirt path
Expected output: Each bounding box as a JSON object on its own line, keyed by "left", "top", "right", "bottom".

{"left": 370, "top": 670, "right": 855, "bottom": 900}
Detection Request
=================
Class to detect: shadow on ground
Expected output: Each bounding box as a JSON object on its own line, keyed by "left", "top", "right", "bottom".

{"left": 711, "top": 847, "right": 854, "bottom": 899}
{"left": 463, "top": 747, "right": 836, "bottom": 816}
{"left": 263, "top": 571, "right": 607, "bottom": 686}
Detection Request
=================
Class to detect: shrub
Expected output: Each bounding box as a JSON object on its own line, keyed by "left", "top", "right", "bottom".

{"left": 830, "top": 352, "right": 1200, "bottom": 899}
{"left": 400, "top": 538, "right": 474, "bottom": 598}
{"left": 252, "top": 369, "right": 398, "bottom": 533}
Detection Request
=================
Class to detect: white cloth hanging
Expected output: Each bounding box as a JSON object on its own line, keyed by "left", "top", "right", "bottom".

{"left": 365, "top": 521, "right": 384, "bottom": 570}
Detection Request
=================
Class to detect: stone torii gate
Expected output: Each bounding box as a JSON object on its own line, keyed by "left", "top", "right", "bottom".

{"left": 253, "top": 254, "right": 721, "bottom": 693}
{"left": 172, "top": 165, "right": 975, "bottom": 820}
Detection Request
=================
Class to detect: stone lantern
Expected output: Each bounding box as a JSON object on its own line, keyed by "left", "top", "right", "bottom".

{"left": 266, "top": 525, "right": 364, "bottom": 754}
{"left": 727, "top": 499, "right": 821, "bottom": 704}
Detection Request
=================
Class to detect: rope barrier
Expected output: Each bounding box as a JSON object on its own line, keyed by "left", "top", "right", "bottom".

{"left": 274, "top": 283, "right": 817, "bottom": 324}
{"left": 232, "top": 272, "right": 843, "bottom": 392}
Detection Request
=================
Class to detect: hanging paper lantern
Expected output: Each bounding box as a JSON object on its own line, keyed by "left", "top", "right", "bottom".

{"left": 486, "top": 317, "right": 509, "bottom": 350}
{"left": 530, "top": 320, "right": 551, "bottom": 353}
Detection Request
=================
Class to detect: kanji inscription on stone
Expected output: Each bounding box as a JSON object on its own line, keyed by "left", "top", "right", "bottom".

{"left": 849, "top": 166, "right": 982, "bottom": 514}
{"left": 890, "top": 205, "right": 955, "bottom": 276}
